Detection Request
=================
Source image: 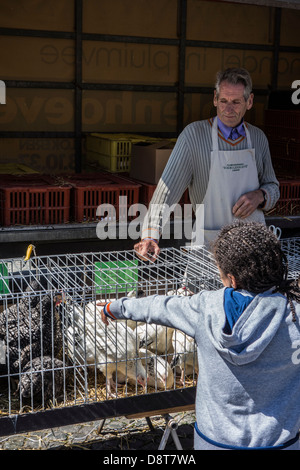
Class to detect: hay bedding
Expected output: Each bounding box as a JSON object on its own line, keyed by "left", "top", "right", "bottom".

{"left": 0, "top": 362, "right": 197, "bottom": 416}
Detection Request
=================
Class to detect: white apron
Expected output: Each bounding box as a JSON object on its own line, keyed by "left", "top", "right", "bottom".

{"left": 193, "top": 117, "right": 265, "bottom": 247}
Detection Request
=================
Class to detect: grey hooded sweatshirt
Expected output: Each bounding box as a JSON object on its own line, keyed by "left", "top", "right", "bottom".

{"left": 106, "top": 287, "right": 300, "bottom": 449}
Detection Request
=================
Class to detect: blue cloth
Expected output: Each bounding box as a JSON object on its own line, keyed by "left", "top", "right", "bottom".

{"left": 217, "top": 116, "right": 246, "bottom": 140}
{"left": 223, "top": 287, "right": 253, "bottom": 333}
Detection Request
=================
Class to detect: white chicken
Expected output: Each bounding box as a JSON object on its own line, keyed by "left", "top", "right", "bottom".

{"left": 65, "top": 301, "right": 147, "bottom": 397}
{"left": 167, "top": 286, "right": 193, "bottom": 296}
{"left": 171, "top": 330, "right": 198, "bottom": 385}
{"left": 137, "top": 323, "right": 174, "bottom": 356}
{"left": 139, "top": 348, "right": 174, "bottom": 390}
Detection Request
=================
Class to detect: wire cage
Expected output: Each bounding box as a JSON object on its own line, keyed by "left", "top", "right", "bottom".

{"left": 0, "top": 238, "right": 299, "bottom": 437}
{"left": 0, "top": 245, "right": 222, "bottom": 435}
{"left": 281, "top": 237, "right": 300, "bottom": 280}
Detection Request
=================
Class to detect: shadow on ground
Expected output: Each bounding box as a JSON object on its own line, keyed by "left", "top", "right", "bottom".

{"left": 50, "top": 422, "right": 194, "bottom": 451}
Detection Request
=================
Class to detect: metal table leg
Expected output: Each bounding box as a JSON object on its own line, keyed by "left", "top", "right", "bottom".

{"left": 158, "top": 414, "right": 183, "bottom": 450}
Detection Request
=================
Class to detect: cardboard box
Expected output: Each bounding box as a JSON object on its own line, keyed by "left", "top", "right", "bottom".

{"left": 129, "top": 140, "right": 175, "bottom": 184}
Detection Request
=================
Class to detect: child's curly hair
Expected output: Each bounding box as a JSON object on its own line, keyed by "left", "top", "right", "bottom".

{"left": 212, "top": 221, "right": 300, "bottom": 322}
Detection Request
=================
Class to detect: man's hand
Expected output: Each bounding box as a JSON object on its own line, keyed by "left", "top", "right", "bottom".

{"left": 232, "top": 189, "right": 265, "bottom": 219}
{"left": 134, "top": 239, "right": 160, "bottom": 262}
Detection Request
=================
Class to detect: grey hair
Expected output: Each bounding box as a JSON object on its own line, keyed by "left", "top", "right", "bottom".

{"left": 215, "top": 68, "right": 253, "bottom": 101}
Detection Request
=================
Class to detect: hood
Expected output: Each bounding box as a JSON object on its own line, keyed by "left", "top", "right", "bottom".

{"left": 207, "top": 288, "right": 288, "bottom": 366}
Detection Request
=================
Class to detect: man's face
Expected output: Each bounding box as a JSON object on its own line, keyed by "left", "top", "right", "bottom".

{"left": 213, "top": 81, "right": 254, "bottom": 128}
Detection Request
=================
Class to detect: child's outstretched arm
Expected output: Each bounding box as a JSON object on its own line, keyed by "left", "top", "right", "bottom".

{"left": 98, "top": 293, "right": 205, "bottom": 339}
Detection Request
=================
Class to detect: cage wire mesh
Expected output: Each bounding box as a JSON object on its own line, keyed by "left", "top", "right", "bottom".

{"left": 0, "top": 239, "right": 299, "bottom": 418}
{"left": 281, "top": 237, "right": 300, "bottom": 280}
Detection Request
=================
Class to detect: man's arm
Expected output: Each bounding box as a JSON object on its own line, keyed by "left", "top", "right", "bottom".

{"left": 135, "top": 132, "right": 193, "bottom": 261}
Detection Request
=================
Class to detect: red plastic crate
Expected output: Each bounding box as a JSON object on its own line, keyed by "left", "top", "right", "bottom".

{"left": 268, "top": 138, "right": 300, "bottom": 178}
{"left": 269, "top": 178, "right": 300, "bottom": 217}
{"left": 65, "top": 173, "right": 141, "bottom": 222}
{"left": 135, "top": 182, "right": 192, "bottom": 221}
{"left": 269, "top": 137, "right": 300, "bottom": 159}
{"left": 113, "top": 173, "right": 191, "bottom": 209}
{"left": 0, "top": 175, "right": 71, "bottom": 226}
{"left": 265, "top": 109, "right": 300, "bottom": 139}
{"left": 138, "top": 184, "right": 190, "bottom": 209}
{"left": 133, "top": 180, "right": 156, "bottom": 207}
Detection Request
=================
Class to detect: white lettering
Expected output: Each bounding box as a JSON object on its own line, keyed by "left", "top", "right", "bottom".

{"left": 96, "top": 204, "right": 117, "bottom": 239}
{"left": 127, "top": 203, "right": 148, "bottom": 240}
{"left": 96, "top": 198, "right": 196, "bottom": 242}
{"left": 147, "top": 454, "right": 196, "bottom": 464}
{"left": 103, "top": 455, "right": 138, "bottom": 467}
{"left": 292, "top": 340, "right": 300, "bottom": 365}
{"left": 0, "top": 80, "right": 6, "bottom": 104}
{"left": 291, "top": 80, "right": 300, "bottom": 105}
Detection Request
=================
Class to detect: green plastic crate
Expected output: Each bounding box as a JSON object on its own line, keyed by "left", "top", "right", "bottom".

{"left": 94, "top": 259, "right": 138, "bottom": 295}
{"left": 0, "top": 263, "right": 9, "bottom": 294}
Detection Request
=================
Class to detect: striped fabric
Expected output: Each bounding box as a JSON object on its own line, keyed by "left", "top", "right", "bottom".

{"left": 141, "top": 118, "right": 280, "bottom": 242}
{"left": 103, "top": 302, "right": 116, "bottom": 320}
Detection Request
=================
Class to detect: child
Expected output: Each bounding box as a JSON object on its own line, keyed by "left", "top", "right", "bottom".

{"left": 100, "top": 221, "right": 300, "bottom": 450}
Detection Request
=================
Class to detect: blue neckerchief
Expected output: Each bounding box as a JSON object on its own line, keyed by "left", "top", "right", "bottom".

{"left": 223, "top": 288, "right": 253, "bottom": 334}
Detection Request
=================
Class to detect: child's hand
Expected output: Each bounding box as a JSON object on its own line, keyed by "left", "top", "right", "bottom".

{"left": 97, "top": 302, "right": 110, "bottom": 326}
{"left": 101, "top": 309, "right": 110, "bottom": 326}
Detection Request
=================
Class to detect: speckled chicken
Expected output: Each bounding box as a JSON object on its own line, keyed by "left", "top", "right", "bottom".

{"left": 0, "top": 281, "right": 64, "bottom": 400}
{"left": 19, "top": 356, "right": 65, "bottom": 399}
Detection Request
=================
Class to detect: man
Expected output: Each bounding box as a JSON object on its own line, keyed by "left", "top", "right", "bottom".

{"left": 135, "top": 68, "right": 279, "bottom": 260}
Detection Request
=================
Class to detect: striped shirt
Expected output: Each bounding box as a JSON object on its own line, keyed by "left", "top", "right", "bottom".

{"left": 141, "top": 117, "right": 280, "bottom": 241}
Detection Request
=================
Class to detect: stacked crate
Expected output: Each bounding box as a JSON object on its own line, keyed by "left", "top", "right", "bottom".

{"left": 0, "top": 134, "right": 179, "bottom": 227}
{"left": 65, "top": 172, "right": 141, "bottom": 223}
{"left": 85, "top": 133, "right": 159, "bottom": 173}
{"left": 0, "top": 172, "right": 141, "bottom": 226}
{"left": 0, "top": 174, "right": 71, "bottom": 226}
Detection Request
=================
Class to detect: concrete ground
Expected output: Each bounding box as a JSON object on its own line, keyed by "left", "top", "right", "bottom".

{"left": 0, "top": 410, "right": 196, "bottom": 450}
